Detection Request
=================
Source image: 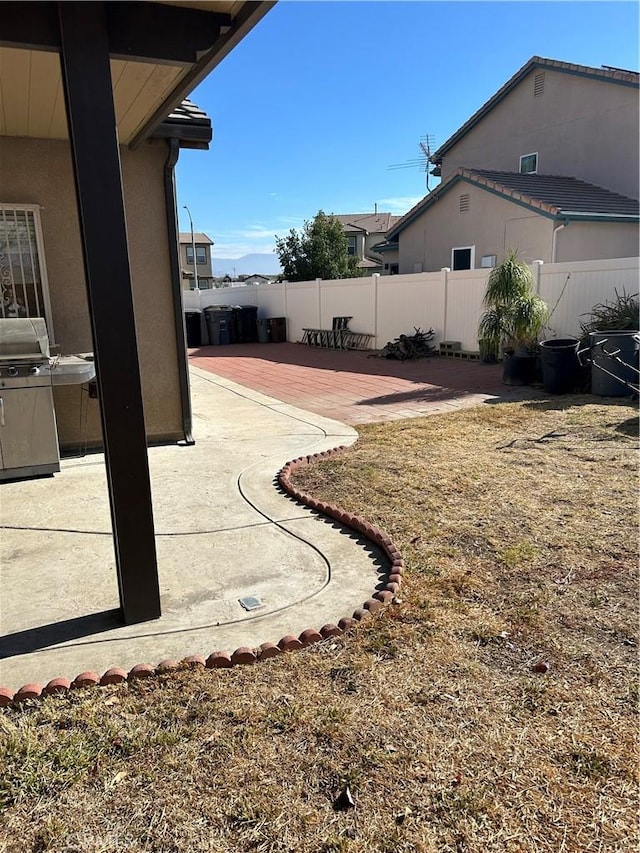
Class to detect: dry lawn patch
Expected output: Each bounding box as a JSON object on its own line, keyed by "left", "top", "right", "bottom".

{"left": 1, "top": 397, "right": 638, "bottom": 853}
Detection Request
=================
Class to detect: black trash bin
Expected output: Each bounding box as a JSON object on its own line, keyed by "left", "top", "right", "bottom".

{"left": 204, "top": 306, "right": 235, "bottom": 346}
{"left": 539, "top": 338, "right": 580, "bottom": 394}
{"left": 184, "top": 310, "right": 203, "bottom": 347}
{"left": 268, "top": 317, "right": 287, "bottom": 343}
{"left": 590, "top": 330, "right": 639, "bottom": 396}
{"left": 233, "top": 305, "right": 259, "bottom": 343}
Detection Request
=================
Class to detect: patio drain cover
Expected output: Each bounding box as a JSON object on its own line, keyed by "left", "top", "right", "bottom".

{"left": 239, "top": 596, "right": 263, "bottom": 611}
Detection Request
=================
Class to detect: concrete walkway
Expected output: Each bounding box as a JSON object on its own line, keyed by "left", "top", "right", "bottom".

{"left": 0, "top": 367, "right": 387, "bottom": 691}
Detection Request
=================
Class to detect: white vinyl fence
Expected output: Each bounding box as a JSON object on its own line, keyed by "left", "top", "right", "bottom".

{"left": 183, "top": 257, "right": 639, "bottom": 351}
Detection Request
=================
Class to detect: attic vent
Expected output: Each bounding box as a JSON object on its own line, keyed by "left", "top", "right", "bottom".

{"left": 459, "top": 193, "right": 470, "bottom": 213}
{"left": 534, "top": 71, "right": 545, "bottom": 96}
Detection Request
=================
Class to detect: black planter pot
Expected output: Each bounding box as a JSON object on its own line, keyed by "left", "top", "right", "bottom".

{"left": 539, "top": 338, "right": 580, "bottom": 394}
{"left": 503, "top": 350, "right": 537, "bottom": 386}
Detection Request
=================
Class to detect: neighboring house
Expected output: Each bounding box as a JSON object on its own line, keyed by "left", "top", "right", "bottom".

{"left": 0, "top": 1, "right": 274, "bottom": 621}
{"left": 333, "top": 211, "right": 401, "bottom": 274}
{"left": 387, "top": 57, "right": 639, "bottom": 273}
{"left": 242, "top": 274, "right": 272, "bottom": 285}
{"left": 179, "top": 231, "right": 214, "bottom": 289}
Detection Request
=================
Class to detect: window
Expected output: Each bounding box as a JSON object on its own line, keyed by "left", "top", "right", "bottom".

{"left": 451, "top": 246, "right": 475, "bottom": 271}
{"left": 459, "top": 193, "right": 470, "bottom": 213}
{"left": 0, "top": 204, "right": 55, "bottom": 340}
{"left": 185, "top": 245, "right": 208, "bottom": 265}
{"left": 389, "top": 264, "right": 399, "bottom": 275}
{"left": 480, "top": 254, "right": 497, "bottom": 268}
{"left": 519, "top": 153, "right": 537, "bottom": 174}
{"left": 346, "top": 236, "right": 356, "bottom": 256}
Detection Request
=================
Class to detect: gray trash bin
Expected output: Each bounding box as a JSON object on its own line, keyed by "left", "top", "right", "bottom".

{"left": 257, "top": 318, "right": 270, "bottom": 343}
{"left": 204, "top": 306, "right": 235, "bottom": 346}
{"left": 590, "top": 330, "right": 639, "bottom": 396}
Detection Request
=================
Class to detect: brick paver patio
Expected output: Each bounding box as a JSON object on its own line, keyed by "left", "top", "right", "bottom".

{"left": 189, "top": 343, "right": 539, "bottom": 424}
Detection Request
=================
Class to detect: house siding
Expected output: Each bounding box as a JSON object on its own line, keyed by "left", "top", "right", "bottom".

{"left": 397, "top": 184, "right": 554, "bottom": 273}
{"left": 555, "top": 221, "right": 640, "bottom": 263}
{"left": 439, "top": 68, "right": 639, "bottom": 199}
{"left": 0, "top": 136, "right": 183, "bottom": 449}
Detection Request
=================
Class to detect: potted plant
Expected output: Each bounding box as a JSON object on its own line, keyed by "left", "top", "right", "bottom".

{"left": 478, "top": 250, "right": 549, "bottom": 385}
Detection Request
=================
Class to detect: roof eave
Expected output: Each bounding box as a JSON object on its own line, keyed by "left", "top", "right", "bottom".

{"left": 129, "top": 1, "right": 276, "bottom": 149}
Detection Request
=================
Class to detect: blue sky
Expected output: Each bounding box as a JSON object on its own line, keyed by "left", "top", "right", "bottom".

{"left": 175, "top": 1, "right": 639, "bottom": 265}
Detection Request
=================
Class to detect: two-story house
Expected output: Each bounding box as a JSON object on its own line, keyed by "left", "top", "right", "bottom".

{"left": 179, "top": 232, "right": 215, "bottom": 289}
{"left": 386, "top": 57, "right": 639, "bottom": 273}
{"left": 334, "top": 211, "right": 401, "bottom": 274}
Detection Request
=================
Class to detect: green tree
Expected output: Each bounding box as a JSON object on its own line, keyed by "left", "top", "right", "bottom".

{"left": 275, "top": 211, "right": 361, "bottom": 281}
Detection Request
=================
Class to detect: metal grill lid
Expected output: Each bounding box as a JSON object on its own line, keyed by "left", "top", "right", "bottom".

{"left": 0, "top": 318, "right": 50, "bottom": 360}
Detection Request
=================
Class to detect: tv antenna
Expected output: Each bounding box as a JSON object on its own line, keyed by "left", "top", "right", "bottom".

{"left": 388, "top": 134, "right": 436, "bottom": 190}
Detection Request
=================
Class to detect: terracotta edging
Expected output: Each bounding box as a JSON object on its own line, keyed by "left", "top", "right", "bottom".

{"left": 0, "top": 446, "right": 403, "bottom": 709}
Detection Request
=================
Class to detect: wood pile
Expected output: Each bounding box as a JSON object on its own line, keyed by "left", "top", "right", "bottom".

{"left": 376, "top": 328, "right": 437, "bottom": 360}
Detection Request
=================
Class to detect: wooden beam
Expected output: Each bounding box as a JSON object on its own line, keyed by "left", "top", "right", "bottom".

{"left": 58, "top": 1, "right": 161, "bottom": 624}
{"left": 0, "top": 1, "right": 231, "bottom": 65}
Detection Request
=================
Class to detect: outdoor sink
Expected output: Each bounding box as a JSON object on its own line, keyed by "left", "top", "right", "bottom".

{"left": 49, "top": 354, "right": 96, "bottom": 386}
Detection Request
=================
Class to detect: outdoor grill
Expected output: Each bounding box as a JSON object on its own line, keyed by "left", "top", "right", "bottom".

{"left": 0, "top": 318, "right": 96, "bottom": 481}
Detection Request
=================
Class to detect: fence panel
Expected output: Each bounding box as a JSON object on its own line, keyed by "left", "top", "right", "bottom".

{"left": 283, "top": 281, "right": 318, "bottom": 342}
{"left": 539, "top": 258, "right": 639, "bottom": 339}
{"left": 377, "top": 272, "right": 445, "bottom": 347}
{"left": 318, "top": 276, "right": 376, "bottom": 337}
{"left": 443, "top": 269, "right": 489, "bottom": 350}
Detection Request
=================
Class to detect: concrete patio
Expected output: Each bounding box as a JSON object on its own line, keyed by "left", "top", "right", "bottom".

{"left": 1, "top": 350, "right": 541, "bottom": 693}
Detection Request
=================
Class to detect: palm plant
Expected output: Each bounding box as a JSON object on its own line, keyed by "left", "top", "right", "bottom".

{"left": 478, "top": 250, "right": 548, "bottom": 356}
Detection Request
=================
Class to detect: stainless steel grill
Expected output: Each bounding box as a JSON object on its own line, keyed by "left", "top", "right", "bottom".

{"left": 0, "top": 318, "right": 96, "bottom": 481}
{"left": 0, "top": 317, "right": 59, "bottom": 480}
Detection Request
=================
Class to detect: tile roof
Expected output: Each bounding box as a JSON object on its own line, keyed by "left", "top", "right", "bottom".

{"left": 152, "top": 98, "right": 213, "bottom": 149}
{"left": 466, "top": 171, "right": 640, "bottom": 217}
{"left": 164, "top": 98, "right": 211, "bottom": 126}
{"left": 432, "top": 56, "right": 639, "bottom": 164}
{"left": 333, "top": 213, "right": 401, "bottom": 233}
{"left": 387, "top": 169, "right": 640, "bottom": 238}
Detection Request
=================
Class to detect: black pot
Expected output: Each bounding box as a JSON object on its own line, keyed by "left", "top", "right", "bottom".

{"left": 503, "top": 350, "right": 537, "bottom": 386}
{"left": 539, "top": 338, "right": 580, "bottom": 394}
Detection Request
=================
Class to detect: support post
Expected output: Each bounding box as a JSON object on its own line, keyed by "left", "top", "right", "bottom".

{"left": 58, "top": 1, "right": 161, "bottom": 623}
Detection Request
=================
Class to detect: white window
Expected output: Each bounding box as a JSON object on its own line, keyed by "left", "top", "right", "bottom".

{"left": 346, "top": 236, "right": 356, "bottom": 256}
{"left": 519, "top": 153, "right": 538, "bottom": 174}
{"left": 480, "top": 254, "right": 497, "bottom": 268}
{"left": 451, "top": 246, "right": 475, "bottom": 271}
{"left": 0, "top": 204, "right": 55, "bottom": 341}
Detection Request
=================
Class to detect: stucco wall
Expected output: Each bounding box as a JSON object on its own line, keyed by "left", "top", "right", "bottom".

{"left": 397, "top": 183, "right": 554, "bottom": 273}
{"left": 555, "top": 221, "right": 639, "bottom": 263}
{"left": 440, "top": 69, "right": 639, "bottom": 199}
{"left": 0, "top": 136, "right": 183, "bottom": 450}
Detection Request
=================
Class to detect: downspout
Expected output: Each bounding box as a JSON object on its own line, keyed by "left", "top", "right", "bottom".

{"left": 551, "top": 219, "right": 569, "bottom": 263}
{"left": 164, "top": 137, "right": 195, "bottom": 445}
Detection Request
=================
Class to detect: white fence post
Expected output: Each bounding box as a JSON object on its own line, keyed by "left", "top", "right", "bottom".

{"left": 441, "top": 267, "right": 450, "bottom": 340}
{"left": 316, "top": 278, "right": 322, "bottom": 327}
{"left": 532, "top": 259, "right": 544, "bottom": 295}
{"left": 372, "top": 273, "right": 380, "bottom": 347}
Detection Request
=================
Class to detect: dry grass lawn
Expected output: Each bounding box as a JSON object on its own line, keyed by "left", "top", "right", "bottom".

{"left": 0, "top": 396, "right": 638, "bottom": 853}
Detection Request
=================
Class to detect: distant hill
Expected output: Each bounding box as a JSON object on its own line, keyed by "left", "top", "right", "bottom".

{"left": 213, "top": 253, "right": 281, "bottom": 277}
